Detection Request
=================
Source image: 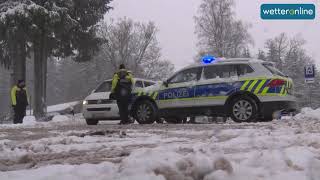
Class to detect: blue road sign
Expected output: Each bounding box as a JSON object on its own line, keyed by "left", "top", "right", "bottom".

{"left": 305, "top": 64, "right": 315, "bottom": 83}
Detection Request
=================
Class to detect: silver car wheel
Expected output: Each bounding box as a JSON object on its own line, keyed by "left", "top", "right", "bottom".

{"left": 137, "top": 104, "right": 151, "bottom": 122}
{"left": 232, "top": 100, "right": 253, "bottom": 121}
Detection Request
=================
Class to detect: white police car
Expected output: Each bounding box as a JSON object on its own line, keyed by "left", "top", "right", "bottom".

{"left": 82, "top": 78, "right": 156, "bottom": 125}
{"left": 130, "top": 57, "right": 297, "bottom": 124}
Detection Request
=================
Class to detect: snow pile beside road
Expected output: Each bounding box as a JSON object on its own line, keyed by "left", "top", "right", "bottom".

{"left": 26, "top": 101, "right": 79, "bottom": 116}
{"left": 51, "top": 115, "right": 70, "bottom": 123}
{"left": 0, "top": 162, "right": 117, "bottom": 180}
{"left": 0, "top": 115, "right": 83, "bottom": 129}
{"left": 295, "top": 107, "right": 320, "bottom": 121}
{"left": 3, "top": 141, "right": 320, "bottom": 180}
{"left": 22, "top": 116, "right": 37, "bottom": 125}
{"left": 47, "top": 101, "right": 79, "bottom": 113}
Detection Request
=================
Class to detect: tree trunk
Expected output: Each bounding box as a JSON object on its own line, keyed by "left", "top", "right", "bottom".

{"left": 33, "top": 35, "right": 47, "bottom": 119}
{"left": 9, "top": 41, "right": 27, "bottom": 121}
{"left": 10, "top": 42, "right": 26, "bottom": 86}
{"left": 42, "top": 37, "right": 47, "bottom": 115}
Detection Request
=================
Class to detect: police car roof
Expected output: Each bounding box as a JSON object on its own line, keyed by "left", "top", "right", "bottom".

{"left": 185, "top": 58, "right": 267, "bottom": 69}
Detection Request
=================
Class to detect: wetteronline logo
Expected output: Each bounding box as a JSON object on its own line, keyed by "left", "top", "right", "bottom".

{"left": 261, "top": 4, "right": 315, "bottom": 20}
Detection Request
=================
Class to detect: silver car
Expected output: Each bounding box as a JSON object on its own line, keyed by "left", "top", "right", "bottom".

{"left": 83, "top": 78, "right": 156, "bottom": 125}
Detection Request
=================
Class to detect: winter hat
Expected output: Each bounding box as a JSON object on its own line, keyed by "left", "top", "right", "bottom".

{"left": 119, "top": 64, "right": 125, "bottom": 69}
{"left": 17, "top": 79, "right": 25, "bottom": 84}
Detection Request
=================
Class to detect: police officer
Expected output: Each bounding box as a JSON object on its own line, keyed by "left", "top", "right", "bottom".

{"left": 111, "top": 64, "right": 134, "bottom": 125}
{"left": 11, "top": 80, "right": 29, "bottom": 124}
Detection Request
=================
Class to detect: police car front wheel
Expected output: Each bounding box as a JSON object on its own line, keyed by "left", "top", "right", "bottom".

{"left": 230, "top": 96, "right": 258, "bottom": 123}
{"left": 133, "top": 100, "right": 157, "bottom": 124}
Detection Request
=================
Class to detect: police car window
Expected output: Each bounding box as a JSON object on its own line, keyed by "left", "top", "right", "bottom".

{"left": 144, "top": 81, "right": 155, "bottom": 87}
{"left": 263, "top": 64, "right": 285, "bottom": 77}
{"left": 204, "top": 65, "right": 237, "bottom": 79}
{"left": 237, "top": 64, "right": 254, "bottom": 76}
{"left": 169, "top": 68, "right": 201, "bottom": 84}
{"left": 135, "top": 81, "right": 144, "bottom": 88}
{"left": 95, "top": 81, "right": 112, "bottom": 93}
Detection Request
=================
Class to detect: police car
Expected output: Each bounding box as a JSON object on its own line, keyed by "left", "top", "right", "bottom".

{"left": 130, "top": 57, "right": 297, "bottom": 124}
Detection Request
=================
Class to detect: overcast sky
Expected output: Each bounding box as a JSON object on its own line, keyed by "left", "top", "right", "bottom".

{"left": 108, "top": 0, "right": 319, "bottom": 69}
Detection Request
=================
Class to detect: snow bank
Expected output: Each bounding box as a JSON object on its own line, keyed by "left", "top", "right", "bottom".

{"left": 47, "top": 101, "right": 79, "bottom": 113}
{"left": 2, "top": 107, "right": 320, "bottom": 179}
{"left": 25, "top": 101, "right": 79, "bottom": 116}
{"left": 0, "top": 162, "right": 117, "bottom": 180}
{"left": 51, "top": 115, "right": 70, "bottom": 123}
{"left": 22, "top": 116, "right": 37, "bottom": 125}
{"left": 4, "top": 142, "right": 319, "bottom": 180}
{"left": 0, "top": 115, "right": 82, "bottom": 129}
{"left": 294, "top": 107, "right": 320, "bottom": 121}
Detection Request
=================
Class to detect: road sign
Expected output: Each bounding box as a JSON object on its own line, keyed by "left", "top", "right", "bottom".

{"left": 305, "top": 65, "right": 315, "bottom": 84}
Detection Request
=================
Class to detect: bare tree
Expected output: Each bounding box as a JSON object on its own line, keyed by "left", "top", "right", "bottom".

{"left": 194, "top": 0, "right": 252, "bottom": 59}
{"left": 98, "top": 18, "right": 174, "bottom": 79}
{"left": 143, "top": 59, "right": 175, "bottom": 81}
{"left": 262, "top": 33, "right": 320, "bottom": 107}
{"left": 274, "top": 33, "right": 289, "bottom": 70}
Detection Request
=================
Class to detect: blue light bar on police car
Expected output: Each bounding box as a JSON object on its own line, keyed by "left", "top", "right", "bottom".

{"left": 202, "top": 55, "right": 216, "bottom": 64}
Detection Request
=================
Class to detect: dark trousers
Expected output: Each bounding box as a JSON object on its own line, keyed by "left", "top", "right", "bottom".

{"left": 13, "top": 106, "right": 26, "bottom": 124}
{"left": 117, "top": 99, "right": 130, "bottom": 123}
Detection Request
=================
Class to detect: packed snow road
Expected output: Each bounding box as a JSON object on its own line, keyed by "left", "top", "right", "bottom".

{"left": 1, "top": 108, "right": 320, "bottom": 180}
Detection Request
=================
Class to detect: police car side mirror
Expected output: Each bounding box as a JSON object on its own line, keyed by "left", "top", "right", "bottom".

{"left": 163, "top": 81, "right": 169, "bottom": 87}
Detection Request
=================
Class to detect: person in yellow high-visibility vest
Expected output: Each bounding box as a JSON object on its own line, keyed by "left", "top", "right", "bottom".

{"left": 110, "top": 64, "right": 134, "bottom": 125}
{"left": 11, "top": 80, "right": 29, "bottom": 124}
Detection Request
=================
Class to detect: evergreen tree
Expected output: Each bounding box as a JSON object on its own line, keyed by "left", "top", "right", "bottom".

{"left": 265, "top": 40, "right": 277, "bottom": 66}
{"left": 0, "top": 0, "right": 31, "bottom": 84}
{"left": 241, "top": 48, "right": 251, "bottom": 58}
{"left": 0, "top": 0, "right": 112, "bottom": 118}
{"left": 257, "top": 49, "right": 266, "bottom": 60}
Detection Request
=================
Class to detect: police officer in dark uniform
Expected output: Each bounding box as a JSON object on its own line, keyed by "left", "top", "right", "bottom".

{"left": 11, "top": 80, "right": 29, "bottom": 124}
{"left": 110, "top": 64, "right": 134, "bottom": 125}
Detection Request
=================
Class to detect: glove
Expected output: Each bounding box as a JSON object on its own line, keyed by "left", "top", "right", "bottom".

{"left": 109, "top": 93, "right": 116, "bottom": 100}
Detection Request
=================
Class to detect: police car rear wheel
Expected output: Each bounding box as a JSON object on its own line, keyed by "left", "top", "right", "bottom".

{"left": 230, "top": 96, "right": 258, "bottom": 123}
{"left": 134, "top": 100, "right": 157, "bottom": 124}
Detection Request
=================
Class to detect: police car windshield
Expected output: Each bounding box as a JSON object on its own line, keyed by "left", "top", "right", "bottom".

{"left": 263, "top": 64, "right": 286, "bottom": 77}
{"left": 94, "top": 81, "right": 112, "bottom": 93}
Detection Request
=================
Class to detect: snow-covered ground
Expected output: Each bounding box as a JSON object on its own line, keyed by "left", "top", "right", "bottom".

{"left": 0, "top": 108, "right": 320, "bottom": 180}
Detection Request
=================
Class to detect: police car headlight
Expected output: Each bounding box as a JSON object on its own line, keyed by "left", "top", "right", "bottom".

{"left": 83, "top": 100, "right": 88, "bottom": 105}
